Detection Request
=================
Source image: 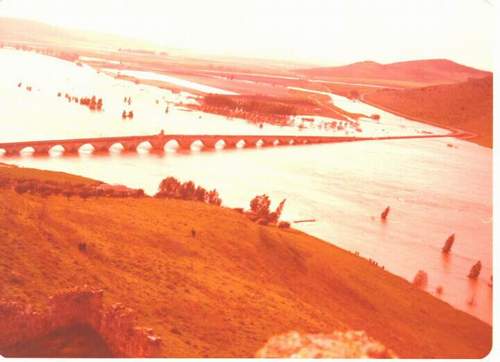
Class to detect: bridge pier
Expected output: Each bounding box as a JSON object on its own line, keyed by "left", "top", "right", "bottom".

{"left": 93, "top": 143, "right": 112, "bottom": 153}
{"left": 149, "top": 140, "right": 166, "bottom": 152}
{"left": 63, "top": 144, "right": 82, "bottom": 154}
{"left": 34, "top": 145, "right": 52, "bottom": 155}
{"left": 3, "top": 148, "right": 21, "bottom": 157}
{"left": 178, "top": 139, "right": 197, "bottom": 151}
{"left": 122, "top": 142, "right": 139, "bottom": 152}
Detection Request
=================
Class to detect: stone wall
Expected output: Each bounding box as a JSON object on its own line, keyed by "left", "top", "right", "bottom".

{"left": 0, "top": 286, "right": 161, "bottom": 357}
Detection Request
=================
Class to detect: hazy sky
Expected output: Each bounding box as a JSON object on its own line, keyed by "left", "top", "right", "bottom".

{"left": 0, "top": 0, "right": 495, "bottom": 70}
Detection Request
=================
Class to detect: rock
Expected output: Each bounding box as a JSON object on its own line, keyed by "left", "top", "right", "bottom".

{"left": 412, "top": 270, "right": 428, "bottom": 288}
{"left": 255, "top": 330, "right": 397, "bottom": 358}
{"left": 468, "top": 261, "right": 482, "bottom": 279}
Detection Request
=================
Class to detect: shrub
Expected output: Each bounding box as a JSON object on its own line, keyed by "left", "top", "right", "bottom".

{"left": 133, "top": 189, "right": 145, "bottom": 198}
{"left": 157, "top": 176, "right": 181, "bottom": 198}
{"left": 250, "top": 194, "right": 272, "bottom": 218}
{"left": 156, "top": 176, "right": 222, "bottom": 206}
{"left": 194, "top": 186, "right": 208, "bottom": 202}
{"left": 278, "top": 221, "right": 291, "bottom": 229}
{"left": 207, "top": 189, "right": 222, "bottom": 206}
{"left": 14, "top": 183, "right": 30, "bottom": 194}
{"left": 179, "top": 181, "right": 196, "bottom": 199}
{"left": 248, "top": 195, "right": 286, "bottom": 225}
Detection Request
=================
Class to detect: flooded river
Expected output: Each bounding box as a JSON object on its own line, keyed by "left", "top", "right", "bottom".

{"left": 0, "top": 48, "right": 492, "bottom": 324}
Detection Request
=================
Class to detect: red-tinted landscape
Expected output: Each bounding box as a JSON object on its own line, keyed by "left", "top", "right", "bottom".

{"left": 0, "top": 4, "right": 494, "bottom": 358}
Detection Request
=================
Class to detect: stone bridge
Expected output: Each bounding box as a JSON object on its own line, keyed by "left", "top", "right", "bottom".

{"left": 0, "top": 132, "right": 457, "bottom": 157}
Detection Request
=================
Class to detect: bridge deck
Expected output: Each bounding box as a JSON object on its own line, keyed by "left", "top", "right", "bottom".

{"left": 0, "top": 132, "right": 460, "bottom": 156}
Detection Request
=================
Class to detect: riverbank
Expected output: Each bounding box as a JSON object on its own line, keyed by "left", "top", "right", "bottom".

{"left": 0, "top": 164, "right": 491, "bottom": 358}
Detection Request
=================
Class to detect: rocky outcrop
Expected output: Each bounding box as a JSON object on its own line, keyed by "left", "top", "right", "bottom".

{"left": 0, "top": 286, "right": 161, "bottom": 357}
{"left": 255, "top": 330, "right": 397, "bottom": 358}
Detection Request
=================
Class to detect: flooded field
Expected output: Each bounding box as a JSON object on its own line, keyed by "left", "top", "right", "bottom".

{"left": 0, "top": 49, "right": 492, "bottom": 324}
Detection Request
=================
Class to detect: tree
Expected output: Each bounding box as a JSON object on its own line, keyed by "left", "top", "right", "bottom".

{"left": 194, "top": 186, "right": 208, "bottom": 202}
{"left": 179, "top": 181, "right": 196, "bottom": 199}
{"left": 157, "top": 176, "right": 181, "bottom": 198}
{"left": 207, "top": 189, "right": 222, "bottom": 206}
{"left": 267, "top": 198, "right": 286, "bottom": 224}
{"left": 250, "top": 194, "right": 271, "bottom": 218}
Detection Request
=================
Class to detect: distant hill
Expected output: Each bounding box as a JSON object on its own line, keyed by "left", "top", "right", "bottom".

{"left": 0, "top": 17, "right": 157, "bottom": 51}
{"left": 364, "top": 76, "right": 493, "bottom": 147}
{"left": 297, "top": 59, "right": 491, "bottom": 87}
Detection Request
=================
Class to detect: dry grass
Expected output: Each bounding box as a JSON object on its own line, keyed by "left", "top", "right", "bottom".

{"left": 297, "top": 59, "right": 491, "bottom": 87}
{"left": 365, "top": 76, "right": 493, "bottom": 147}
{"left": 0, "top": 166, "right": 492, "bottom": 358}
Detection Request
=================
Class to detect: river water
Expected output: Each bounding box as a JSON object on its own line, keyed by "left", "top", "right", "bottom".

{"left": 0, "top": 48, "right": 492, "bottom": 324}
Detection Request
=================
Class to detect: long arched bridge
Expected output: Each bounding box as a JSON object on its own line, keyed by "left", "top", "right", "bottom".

{"left": 0, "top": 132, "right": 462, "bottom": 157}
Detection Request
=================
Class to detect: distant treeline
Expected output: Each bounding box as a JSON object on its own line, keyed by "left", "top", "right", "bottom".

{"left": 155, "top": 177, "right": 222, "bottom": 206}
{"left": 202, "top": 94, "right": 316, "bottom": 116}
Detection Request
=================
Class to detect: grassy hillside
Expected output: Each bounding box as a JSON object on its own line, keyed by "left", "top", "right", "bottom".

{"left": 364, "top": 76, "right": 493, "bottom": 147}
{"left": 0, "top": 165, "right": 492, "bottom": 358}
{"left": 297, "top": 59, "right": 491, "bottom": 87}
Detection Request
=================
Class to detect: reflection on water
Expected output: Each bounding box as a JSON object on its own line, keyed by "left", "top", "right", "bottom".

{"left": 0, "top": 49, "right": 492, "bottom": 324}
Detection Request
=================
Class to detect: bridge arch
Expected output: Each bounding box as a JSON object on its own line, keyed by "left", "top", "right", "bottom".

{"left": 165, "top": 139, "right": 180, "bottom": 152}
{"left": 214, "top": 139, "right": 226, "bottom": 150}
{"left": 255, "top": 139, "right": 265, "bottom": 148}
{"left": 137, "top": 141, "right": 153, "bottom": 153}
{"left": 79, "top": 143, "right": 95, "bottom": 154}
{"left": 0, "top": 148, "right": 6, "bottom": 156}
{"left": 190, "top": 139, "right": 204, "bottom": 151}
{"left": 20, "top": 146, "right": 35, "bottom": 155}
{"left": 49, "top": 145, "right": 64, "bottom": 153}
{"left": 109, "top": 142, "right": 125, "bottom": 153}
{"left": 47, "top": 145, "right": 65, "bottom": 156}
{"left": 236, "top": 140, "right": 246, "bottom": 149}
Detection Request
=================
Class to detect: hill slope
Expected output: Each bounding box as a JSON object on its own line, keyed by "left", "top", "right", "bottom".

{"left": 0, "top": 165, "right": 492, "bottom": 357}
{"left": 364, "top": 76, "right": 493, "bottom": 147}
{"left": 297, "top": 59, "right": 491, "bottom": 87}
{"left": 0, "top": 17, "right": 156, "bottom": 51}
